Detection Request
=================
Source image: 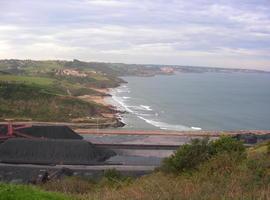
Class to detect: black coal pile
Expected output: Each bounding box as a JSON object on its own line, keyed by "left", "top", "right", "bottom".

{"left": 19, "top": 126, "right": 83, "bottom": 140}
{"left": 0, "top": 138, "right": 115, "bottom": 165}
{"left": 0, "top": 125, "right": 116, "bottom": 165}
{"left": 0, "top": 125, "right": 82, "bottom": 140}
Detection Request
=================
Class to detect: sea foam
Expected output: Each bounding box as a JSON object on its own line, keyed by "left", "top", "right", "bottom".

{"left": 137, "top": 116, "right": 193, "bottom": 131}
{"left": 140, "top": 105, "right": 153, "bottom": 111}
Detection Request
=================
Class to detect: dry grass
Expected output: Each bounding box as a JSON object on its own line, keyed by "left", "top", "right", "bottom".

{"left": 40, "top": 143, "right": 270, "bottom": 200}
{"left": 42, "top": 177, "right": 95, "bottom": 195}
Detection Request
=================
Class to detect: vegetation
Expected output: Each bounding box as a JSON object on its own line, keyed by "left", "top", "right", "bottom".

{"left": 36, "top": 138, "right": 270, "bottom": 200}
{"left": 0, "top": 59, "right": 124, "bottom": 88}
{"left": 0, "top": 183, "right": 70, "bottom": 200}
{"left": 161, "top": 136, "right": 245, "bottom": 173}
{"left": 0, "top": 59, "right": 124, "bottom": 122}
{"left": 0, "top": 82, "right": 112, "bottom": 122}
{"left": 0, "top": 138, "right": 269, "bottom": 199}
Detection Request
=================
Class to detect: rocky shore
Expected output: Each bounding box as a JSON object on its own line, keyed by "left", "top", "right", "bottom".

{"left": 76, "top": 87, "right": 126, "bottom": 129}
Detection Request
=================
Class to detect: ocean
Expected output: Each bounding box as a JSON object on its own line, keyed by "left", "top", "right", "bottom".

{"left": 107, "top": 72, "right": 270, "bottom": 131}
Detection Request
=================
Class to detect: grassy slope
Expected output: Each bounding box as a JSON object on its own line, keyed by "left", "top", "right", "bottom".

{"left": 0, "top": 82, "right": 112, "bottom": 122}
{"left": 0, "top": 141, "right": 268, "bottom": 200}
{"left": 0, "top": 74, "right": 104, "bottom": 96}
{"left": 0, "top": 59, "right": 123, "bottom": 88}
{"left": 40, "top": 142, "right": 270, "bottom": 200}
{"left": 0, "top": 75, "right": 54, "bottom": 85}
{"left": 0, "top": 183, "right": 70, "bottom": 200}
{"left": 0, "top": 59, "right": 123, "bottom": 122}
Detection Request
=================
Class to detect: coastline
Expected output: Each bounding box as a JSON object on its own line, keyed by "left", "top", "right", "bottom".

{"left": 101, "top": 82, "right": 202, "bottom": 132}
{"left": 77, "top": 86, "right": 126, "bottom": 128}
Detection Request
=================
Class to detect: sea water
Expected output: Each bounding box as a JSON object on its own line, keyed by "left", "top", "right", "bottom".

{"left": 108, "top": 72, "right": 270, "bottom": 131}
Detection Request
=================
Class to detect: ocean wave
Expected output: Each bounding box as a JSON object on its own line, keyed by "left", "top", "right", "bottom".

{"left": 137, "top": 116, "right": 194, "bottom": 131}
{"left": 138, "top": 113, "right": 153, "bottom": 117}
{"left": 122, "top": 96, "right": 131, "bottom": 100}
{"left": 127, "top": 105, "right": 153, "bottom": 112}
{"left": 115, "top": 87, "right": 130, "bottom": 93}
{"left": 140, "top": 105, "right": 153, "bottom": 111}
{"left": 111, "top": 96, "right": 134, "bottom": 113}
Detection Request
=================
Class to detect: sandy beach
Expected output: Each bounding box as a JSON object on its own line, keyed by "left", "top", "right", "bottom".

{"left": 79, "top": 95, "right": 109, "bottom": 106}
{"left": 78, "top": 87, "right": 113, "bottom": 106}
{"left": 78, "top": 87, "right": 122, "bottom": 120}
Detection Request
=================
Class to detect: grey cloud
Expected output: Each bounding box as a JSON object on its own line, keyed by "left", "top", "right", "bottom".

{"left": 0, "top": 0, "right": 269, "bottom": 69}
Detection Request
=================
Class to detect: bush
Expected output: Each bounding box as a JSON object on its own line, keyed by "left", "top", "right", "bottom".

{"left": 103, "top": 169, "right": 123, "bottom": 182}
{"left": 161, "top": 138, "right": 211, "bottom": 173}
{"left": 161, "top": 136, "right": 246, "bottom": 174}
{"left": 209, "top": 136, "right": 246, "bottom": 156}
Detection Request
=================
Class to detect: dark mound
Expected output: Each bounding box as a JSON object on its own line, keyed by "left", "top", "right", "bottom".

{"left": 19, "top": 126, "right": 83, "bottom": 140}
{"left": 0, "top": 125, "right": 82, "bottom": 140}
{"left": 0, "top": 138, "right": 115, "bottom": 165}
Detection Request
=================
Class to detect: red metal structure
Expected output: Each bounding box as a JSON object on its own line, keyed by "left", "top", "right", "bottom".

{"left": 0, "top": 121, "right": 34, "bottom": 141}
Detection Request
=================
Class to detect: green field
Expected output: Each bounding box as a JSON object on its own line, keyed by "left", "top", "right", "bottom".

{"left": 0, "top": 183, "right": 70, "bottom": 200}
{"left": 0, "top": 75, "right": 55, "bottom": 86}
{"left": 0, "top": 59, "right": 123, "bottom": 89}
{"left": 0, "top": 82, "right": 112, "bottom": 122}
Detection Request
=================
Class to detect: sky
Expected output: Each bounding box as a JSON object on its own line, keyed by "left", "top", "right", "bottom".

{"left": 0, "top": 0, "right": 270, "bottom": 70}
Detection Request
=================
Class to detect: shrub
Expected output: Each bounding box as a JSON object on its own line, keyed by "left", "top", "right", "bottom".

{"left": 161, "top": 138, "right": 211, "bottom": 173}
{"left": 103, "top": 169, "right": 123, "bottom": 182}
{"left": 161, "top": 136, "right": 246, "bottom": 174}
{"left": 209, "top": 136, "right": 246, "bottom": 157}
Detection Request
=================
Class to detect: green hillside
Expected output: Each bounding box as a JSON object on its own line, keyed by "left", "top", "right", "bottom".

{"left": 0, "top": 82, "right": 112, "bottom": 122}
{"left": 0, "top": 59, "right": 125, "bottom": 122}
{"left": 0, "top": 59, "right": 124, "bottom": 88}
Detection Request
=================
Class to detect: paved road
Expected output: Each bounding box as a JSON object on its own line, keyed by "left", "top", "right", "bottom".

{"left": 94, "top": 143, "right": 180, "bottom": 150}
{"left": 76, "top": 129, "right": 270, "bottom": 136}
{"left": 1, "top": 122, "right": 269, "bottom": 136}
{"left": 0, "top": 163, "right": 156, "bottom": 171}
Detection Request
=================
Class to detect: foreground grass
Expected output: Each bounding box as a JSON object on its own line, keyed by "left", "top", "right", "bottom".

{"left": 0, "top": 183, "right": 70, "bottom": 200}
{"left": 0, "top": 139, "right": 268, "bottom": 200}
{"left": 40, "top": 141, "right": 270, "bottom": 200}
{"left": 76, "top": 154, "right": 269, "bottom": 200}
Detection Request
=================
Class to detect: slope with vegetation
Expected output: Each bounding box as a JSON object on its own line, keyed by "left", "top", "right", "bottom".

{"left": 0, "top": 60, "right": 125, "bottom": 125}
{"left": 0, "top": 82, "right": 111, "bottom": 122}
{"left": 1, "top": 136, "right": 266, "bottom": 200}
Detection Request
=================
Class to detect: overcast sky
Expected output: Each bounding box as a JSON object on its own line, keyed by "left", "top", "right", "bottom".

{"left": 0, "top": 0, "right": 270, "bottom": 70}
